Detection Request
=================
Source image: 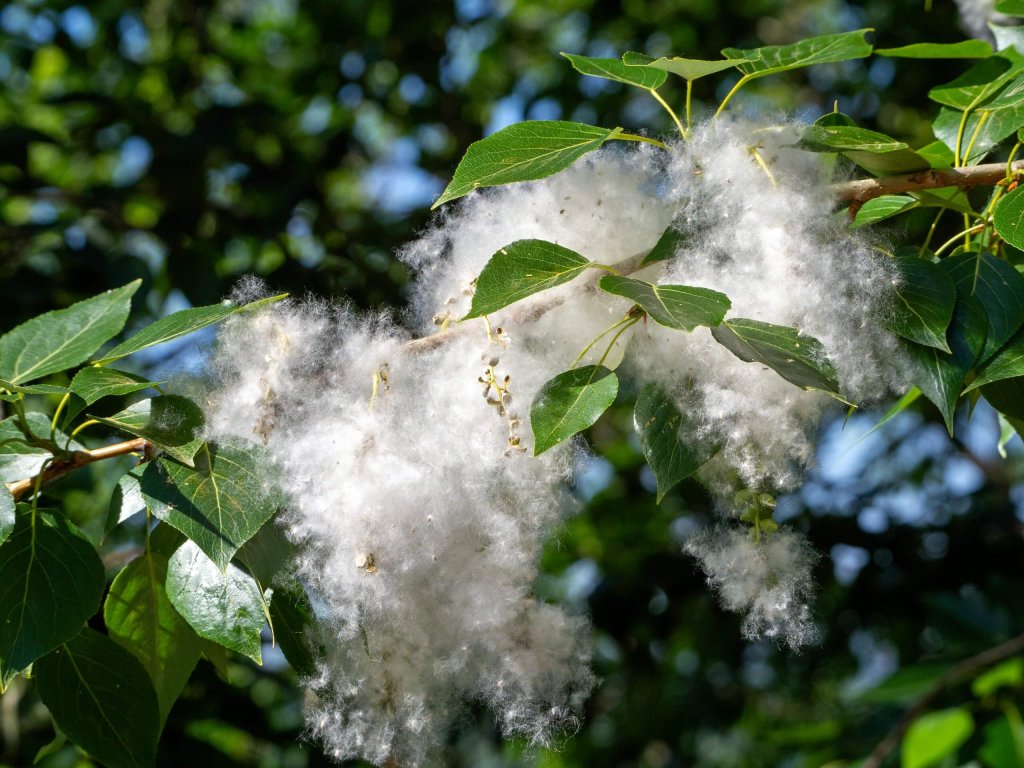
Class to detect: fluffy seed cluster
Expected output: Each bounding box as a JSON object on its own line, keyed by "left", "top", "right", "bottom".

{"left": 684, "top": 527, "right": 821, "bottom": 649}
{"left": 955, "top": 0, "right": 996, "bottom": 39}
{"left": 201, "top": 117, "right": 905, "bottom": 762}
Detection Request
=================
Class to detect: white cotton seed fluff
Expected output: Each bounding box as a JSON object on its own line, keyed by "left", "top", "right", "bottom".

{"left": 201, "top": 117, "right": 909, "bottom": 759}
{"left": 684, "top": 527, "right": 820, "bottom": 649}
{"left": 955, "top": 0, "right": 996, "bottom": 39}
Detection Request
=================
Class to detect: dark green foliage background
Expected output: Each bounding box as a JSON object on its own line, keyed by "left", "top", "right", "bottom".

{"left": 3, "top": 1, "right": 1024, "bottom": 767}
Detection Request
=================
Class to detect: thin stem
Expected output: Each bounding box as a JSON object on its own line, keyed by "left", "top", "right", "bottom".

{"left": 586, "top": 262, "right": 621, "bottom": 276}
{"left": 934, "top": 224, "right": 985, "bottom": 257}
{"left": 954, "top": 107, "right": 971, "bottom": 167}
{"left": 919, "top": 207, "right": 946, "bottom": 257}
{"left": 961, "top": 110, "right": 990, "bottom": 167}
{"left": 571, "top": 314, "right": 634, "bottom": 369}
{"left": 749, "top": 147, "right": 778, "bottom": 187}
{"left": 648, "top": 88, "right": 686, "bottom": 139}
{"left": 685, "top": 80, "right": 693, "bottom": 136}
{"left": 715, "top": 74, "right": 751, "bottom": 118}
{"left": 597, "top": 315, "right": 640, "bottom": 368}
{"left": 1007, "top": 142, "right": 1023, "bottom": 178}
{"left": 50, "top": 392, "right": 71, "bottom": 437}
{"left": 616, "top": 132, "right": 669, "bottom": 150}
{"left": 69, "top": 419, "right": 100, "bottom": 440}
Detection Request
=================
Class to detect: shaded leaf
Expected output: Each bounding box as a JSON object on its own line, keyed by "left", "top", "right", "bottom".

{"left": 68, "top": 367, "right": 156, "bottom": 406}
{"left": 876, "top": 41, "right": 993, "bottom": 58}
{"left": 141, "top": 441, "right": 280, "bottom": 571}
{"left": 433, "top": 121, "right": 623, "bottom": 208}
{"left": 634, "top": 385, "right": 714, "bottom": 502}
{"left": 711, "top": 319, "right": 844, "bottom": 398}
{"left": 165, "top": 540, "right": 264, "bottom": 664}
{"left": 561, "top": 52, "right": 666, "bottom": 89}
{"left": 598, "top": 275, "right": 730, "bottom": 330}
{"left": 799, "top": 124, "right": 908, "bottom": 153}
{"left": 35, "top": 628, "right": 160, "bottom": 768}
{"left": 722, "top": 29, "right": 873, "bottom": 80}
{"left": 237, "top": 520, "right": 293, "bottom": 587}
{"left": 851, "top": 195, "right": 920, "bottom": 229}
{"left": 0, "top": 281, "right": 139, "bottom": 385}
{"left": 621, "top": 51, "right": 753, "bottom": 80}
{"left": 93, "top": 395, "right": 204, "bottom": 467}
{"left": 944, "top": 250, "right": 1024, "bottom": 363}
{"left": 640, "top": 224, "right": 689, "bottom": 265}
{"left": 531, "top": 366, "right": 618, "bottom": 455}
{"left": 933, "top": 103, "right": 1024, "bottom": 163}
{"left": 269, "top": 581, "right": 316, "bottom": 677}
{"left": 95, "top": 293, "right": 287, "bottom": 366}
{"left": 465, "top": 239, "right": 593, "bottom": 319}
{"left": 902, "top": 707, "right": 974, "bottom": 768}
{"left": 105, "top": 466, "right": 147, "bottom": 533}
{"left": 104, "top": 553, "right": 202, "bottom": 723}
{"left": 929, "top": 51, "right": 1024, "bottom": 110}
{"left": 0, "top": 510, "right": 104, "bottom": 687}
{"left": 887, "top": 257, "right": 957, "bottom": 351}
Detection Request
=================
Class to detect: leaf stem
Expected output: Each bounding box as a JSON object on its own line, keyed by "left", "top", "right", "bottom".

{"left": 715, "top": 74, "right": 751, "bottom": 118}
{"left": 961, "top": 110, "right": 990, "bottom": 168}
{"left": 749, "top": 147, "right": 778, "bottom": 187}
{"left": 615, "top": 132, "right": 669, "bottom": 150}
{"left": 597, "top": 315, "right": 641, "bottom": 368}
{"left": 686, "top": 80, "right": 693, "bottom": 136}
{"left": 954, "top": 107, "right": 971, "bottom": 167}
{"left": 934, "top": 223, "right": 986, "bottom": 257}
{"left": 919, "top": 207, "right": 946, "bottom": 257}
{"left": 586, "top": 263, "right": 621, "bottom": 276}
{"left": 571, "top": 314, "right": 635, "bottom": 369}
{"left": 50, "top": 393, "right": 71, "bottom": 438}
{"left": 649, "top": 88, "right": 687, "bottom": 139}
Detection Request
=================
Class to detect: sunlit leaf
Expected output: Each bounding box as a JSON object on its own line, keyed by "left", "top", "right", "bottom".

{"left": 876, "top": 41, "right": 993, "bottom": 58}
{"left": 0, "top": 280, "right": 139, "bottom": 385}
{"left": 68, "top": 366, "right": 157, "bottom": 406}
{"left": 902, "top": 707, "right": 974, "bottom": 768}
{"left": 93, "top": 395, "right": 205, "bottom": 467}
{"left": 561, "top": 52, "right": 666, "bottom": 89}
{"left": 598, "top": 275, "right": 730, "bottom": 330}
{"left": 851, "top": 195, "right": 920, "bottom": 229}
{"left": 433, "top": 121, "right": 623, "bottom": 208}
{"left": 531, "top": 365, "right": 618, "bottom": 455}
{"left": 621, "top": 51, "right": 753, "bottom": 80}
{"left": 465, "top": 239, "right": 593, "bottom": 318}
{"left": 722, "top": 29, "right": 873, "bottom": 80}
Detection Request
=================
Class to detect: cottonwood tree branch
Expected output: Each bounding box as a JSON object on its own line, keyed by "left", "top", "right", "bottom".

{"left": 862, "top": 631, "right": 1024, "bottom": 768}
{"left": 5, "top": 437, "right": 149, "bottom": 501}
{"left": 833, "top": 160, "right": 1024, "bottom": 205}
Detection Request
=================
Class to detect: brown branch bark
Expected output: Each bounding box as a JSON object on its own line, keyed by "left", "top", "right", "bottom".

{"left": 862, "top": 631, "right": 1024, "bottom": 768}
{"left": 4, "top": 437, "right": 149, "bottom": 501}
{"left": 832, "top": 160, "right": 1024, "bottom": 205}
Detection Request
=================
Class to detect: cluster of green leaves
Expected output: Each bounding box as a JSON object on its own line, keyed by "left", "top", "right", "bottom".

{"left": 0, "top": 285, "right": 316, "bottom": 767}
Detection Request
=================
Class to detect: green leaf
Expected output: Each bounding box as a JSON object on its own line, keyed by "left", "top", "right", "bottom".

{"left": 980, "top": 715, "right": 1024, "bottom": 768}
{"left": 640, "top": 224, "right": 689, "bottom": 265}
{"left": 93, "top": 395, "right": 205, "bottom": 467}
{"left": 887, "top": 257, "right": 957, "bottom": 351}
{"left": 0, "top": 281, "right": 139, "bottom": 385}
{"left": 165, "top": 539, "right": 265, "bottom": 664}
{"left": 433, "top": 121, "right": 623, "bottom": 209}
{"left": 901, "top": 707, "right": 974, "bottom": 768}
{"left": 140, "top": 441, "right": 281, "bottom": 571}
{"left": 851, "top": 195, "right": 920, "bottom": 229}
{"left": 0, "top": 486, "right": 12, "bottom": 547}
{"left": 530, "top": 365, "right": 618, "bottom": 455}
{"left": 933, "top": 102, "right": 1024, "bottom": 164}
{"left": 68, "top": 366, "right": 156, "bottom": 406}
{"left": 105, "top": 466, "right": 147, "bottom": 533}
{"left": 995, "top": 186, "right": 1024, "bottom": 251}
{"left": 464, "top": 239, "right": 593, "bottom": 319}
{"left": 929, "top": 51, "right": 1024, "bottom": 110}
{"left": 944, "top": 251, "right": 1024, "bottom": 363}
{"left": 971, "top": 331, "right": 1024, "bottom": 391}
{"left": 997, "top": 0, "right": 1024, "bottom": 15}
{"left": 621, "top": 51, "right": 753, "bottom": 80}
{"left": 973, "top": 658, "right": 1024, "bottom": 697}
{"left": 876, "top": 41, "right": 993, "bottom": 58}
{"left": 722, "top": 29, "right": 873, "bottom": 80}
{"left": 94, "top": 293, "right": 287, "bottom": 366}
{"left": 268, "top": 581, "right": 316, "bottom": 677}
{"left": 633, "top": 385, "right": 714, "bottom": 502}
{"left": 561, "top": 52, "right": 666, "bottom": 89}
{"left": 35, "top": 628, "right": 160, "bottom": 768}
{"left": 0, "top": 380, "right": 68, "bottom": 398}
{"left": 598, "top": 275, "right": 730, "bottom": 330}
{"left": 0, "top": 510, "right": 104, "bottom": 687}
{"left": 984, "top": 376, "right": 1024, "bottom": 420}
{"left": 711, "top": 319, "right": 844, "bottom": 398}
{"left": 104, "top": 552, "right": 203, "bottom": 723}
{"left": 799, "top": 124, "right": 908, "bottom": 153}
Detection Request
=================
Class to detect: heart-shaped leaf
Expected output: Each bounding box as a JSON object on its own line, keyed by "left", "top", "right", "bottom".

{"left": 69, "top": 367, "right": 157, "bottom": 406}
{"left": 0, "top": 281, "right": 139, "bottom": 385}
{"left": 634, "top": 385, "right": 715, "bottom": 502}
{"left": 598, "top": 275, "right": 730, "bottom": 330}
{"left": 433, "top": 121, "right": 623, "bottom": 209}
{"left": 93, "top": 395, "right": 205, "bottom": 466}
{"left": 621, "top": 51, "right": 753, "bottom": 80}
{"left": 465, "top": 239, "right": 594, "bottom": 319}
{"left": 887, "top": 257, "right": 957, "bottom": 351}
{"left": 722, "top": 29, "right": 873, "bottom": 79}
{"left": 531, "top": 365, "right": 618, "bottom": 455}
{"left": 562, "top": 52, "right": 666, "bottom": 89}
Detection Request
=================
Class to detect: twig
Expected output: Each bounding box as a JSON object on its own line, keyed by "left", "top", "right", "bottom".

{"left": 832, "top": 160, "right": 1024, "bottom": 205}
{"left": 4, "top": 437, "right": 148, "bottom": 501}
{"left": 862, "top": 631, "right": 1024, "bottom": 768}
